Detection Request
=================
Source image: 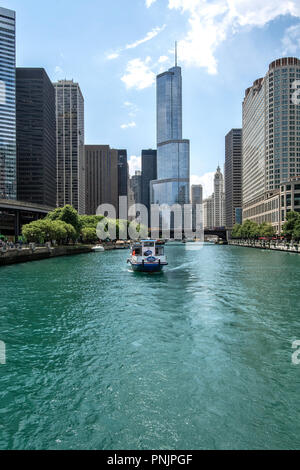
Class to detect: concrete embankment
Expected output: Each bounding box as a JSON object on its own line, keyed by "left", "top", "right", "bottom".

{"left": 229, "top": 240, "right": 300, "bottom": 254}
{"left": 0, "top": 245, "right": 93, "bottom": 267}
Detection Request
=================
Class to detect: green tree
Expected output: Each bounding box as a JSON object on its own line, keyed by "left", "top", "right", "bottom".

{"left": 22, "top": 222, "right": 44, "bottom": 243}
{"left": 259, "top": 222, "right": 275, "bottom": 238}
{"left": 46, "top": 207, "right": 63, "bottom": 222}
{"left": 22, "top": 219, "right": 72, "bottom": 245}
{"left": 51, "top": 220, "right": 67, "bottom": 244}
{"left": 292, "top": 220, "right": 300, "bottom": 241}
{"left": 81, "top": 227, "right": 97, "bottom": 243}
{"left": 79, "top": 215, "right": 104, "bottom": 229}
{"left": 231, "top": 224, "right": 242, "bottom": 239}
{"left": 240, "top": 220, "right": 259, "bottom": 239}
{"left": 47, "top": 205, "right": 81, "bottom": 235}
{"left": 282, "top": 211, "right": 300, "bottom": 239}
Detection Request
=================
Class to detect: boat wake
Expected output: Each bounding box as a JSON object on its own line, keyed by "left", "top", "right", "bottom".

{"left": 167, "top": 260, "right": 199, "bottom": 272}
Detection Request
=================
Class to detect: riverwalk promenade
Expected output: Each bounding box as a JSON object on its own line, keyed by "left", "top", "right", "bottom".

{"left": 229, "top": 239, "right": 300, "bottom": 254}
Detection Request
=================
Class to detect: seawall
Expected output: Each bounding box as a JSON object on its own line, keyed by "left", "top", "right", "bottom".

{"left": 0, "top": 245, "right": 93, "bottom": 267}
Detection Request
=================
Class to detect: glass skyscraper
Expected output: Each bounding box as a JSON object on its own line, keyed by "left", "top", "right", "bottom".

{"left": 0, "top": 7, "right": 16, "bottom": 200}
{"left": 151, "top": 64, "right": 190, "bottom": 218}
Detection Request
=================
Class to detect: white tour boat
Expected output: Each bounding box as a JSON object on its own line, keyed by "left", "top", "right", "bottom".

{"left": 127, "top": 240, "right": 168, "bottom": 273}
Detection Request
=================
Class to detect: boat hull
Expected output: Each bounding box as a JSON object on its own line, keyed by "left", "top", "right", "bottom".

{"left": 129, "top": 261, "right": 167, "bottom": 273}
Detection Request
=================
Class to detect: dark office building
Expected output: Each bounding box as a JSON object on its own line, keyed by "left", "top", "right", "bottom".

{"left": 117, "top": 149, "right": 128, "bottom": 199}
{"left": 191, "top": 184, "right": 203, "bottom": 231}
{"left": 141, "top": 149, "right": 157, "bottom": 226}
{"left": 85, "top": 145, "right": 118, "bottom": 216}
{"left": 16, "top": 68, "right": 56, "bottom": 207}
{"left": 225, "top": 128, "right": 242, "bottom": 229}
{"left": 131, "top": 171, "right": 142, "bottom": 205}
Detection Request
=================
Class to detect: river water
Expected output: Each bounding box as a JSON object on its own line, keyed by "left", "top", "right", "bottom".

{"left": 0, "top": 244, "right": 300, "bottom": 450}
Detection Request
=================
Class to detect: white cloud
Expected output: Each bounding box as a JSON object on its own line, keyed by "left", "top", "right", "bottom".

{"left": 106, "top": 24, "right": 165, "bottom": 60}
{"left": 128, "top": 156, "right": 141, "bottom": 175}
{"left": 282, "top": 23, "right": 300, "bottom": 55}
{"left": 124, "top": 101, "right": 139, "bottom": 113}
{"left": 191, "top": 172, "right": 215, "bottom": 199}
{"left": 121, "top": 121, "right": 137, "bottom": 129}
{"left": 107, "top": 53, "right": 119, "bottom": 60}
{"left": 121, "top": 57, "right": 156, "bottom": 90}
{"left": 168, "top": 0, "right": 300, "bottom": 74}
{"left": 146, "top": 0, "right": 158, "bottom": 7}
{"left": 54, "top": 65, "right": 63, "bottom": 75}
{"left": 125, "top": 25, "right": 166, "bottom": 50}
{"left": 158, "top": 55, "right": 169, "bottom": 63}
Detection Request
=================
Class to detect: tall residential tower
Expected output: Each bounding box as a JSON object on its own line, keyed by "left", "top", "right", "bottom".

{"left": 0, "top": 7, "right": 16, "bottom": 200}
{"left": 214, "top": 166, "right": 225, "bottom": 228}
{"left": 54, "top": 80, "right": 85, "bottom": 214}
{"left": 242, "top": 57, "right": 300, "bottom": 233}
{"left": 151, "top": 55, "right": 190, "bottom": 220}
{"left": 225, "top": 129, "right": 242, "bottom": 229}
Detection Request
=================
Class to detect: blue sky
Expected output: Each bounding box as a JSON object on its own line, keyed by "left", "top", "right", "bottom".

{"left": 3, "top": 0, "right": 300, "bottom": 196}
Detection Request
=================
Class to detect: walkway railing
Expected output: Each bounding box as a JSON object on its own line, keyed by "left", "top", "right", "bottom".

{"left": 229, "top": 239, "right": 300, "bottom": 253}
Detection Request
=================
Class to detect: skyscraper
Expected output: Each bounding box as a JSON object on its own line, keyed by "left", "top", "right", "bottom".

{"left": 85, "top": 145, "right": 118, "bottom": 216}
{"left": 191, "top": 184, "right": 203, "bottom": 231}
{"left": 203, "top": 195, "right": 214, "bottom": 229}
{"left": 117, "top": 149, "right": 128, "bottom": 201}
{"left": 130, "top": 171, "right": 142, "bottom": 205}
{"left": 242, "top": 57, "right": 300, "bottom": 233}
{"left": 151, "top": 55, "right": 190, "bottom": 220}
{"left": 0, "top": 7, "right": 16, "bottom": 200}
{"left": 225, "top": 129, "right": 242, "bottom": 229}
{"left": 54, "top": 80, "right": 85, "bottom": 214}
{"left": 191, "top": 185, "right": 203, "bottom": 206}
{"left": 141, "top": 149, "right": 157, "bottom": 226}
{"left": 16, "top": 68, "right": 56, "bottom": 207}
{"left": 214, "top": 166, "right": 225, "bottom": 228}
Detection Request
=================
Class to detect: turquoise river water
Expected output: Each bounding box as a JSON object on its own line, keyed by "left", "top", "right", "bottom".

{"left": 0, "top": 244, "right": 300, "bottom": 450}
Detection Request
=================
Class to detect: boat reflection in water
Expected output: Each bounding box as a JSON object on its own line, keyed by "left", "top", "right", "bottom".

{"left": 127, "top": 240, "right": 168, "bottom": 273}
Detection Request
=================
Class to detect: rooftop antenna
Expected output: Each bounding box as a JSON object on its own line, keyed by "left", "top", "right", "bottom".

{"left": 175, "top": 41, "right": 178, "bottom": 67}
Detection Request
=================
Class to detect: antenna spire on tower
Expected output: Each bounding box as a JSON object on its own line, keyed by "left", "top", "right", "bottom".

{"left": 175, "top": 41, "right": 178, "bottom": 67}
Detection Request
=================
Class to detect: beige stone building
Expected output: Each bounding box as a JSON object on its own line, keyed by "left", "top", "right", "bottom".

{"left": 242, "top": 57, "right": 300, "bottom": 233}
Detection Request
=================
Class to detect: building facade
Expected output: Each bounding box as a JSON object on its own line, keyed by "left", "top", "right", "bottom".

{"left": 117, "top": 149, "right": 128, "bottom": 200}
{"left": 242, "top": 57, "right": 300, "bottom": 233}
{"left": 0, "top": 7, "right": 16, "bottom": 200}
{"left": 130, "top": 171, "right": 142, "bottom": 205}
{"left": 225, "top": 129, "right": 242, "bottom": 229}
{"left": 191, "top": 184, "right": 203, "bottom": 231}
{"left": 141, "top": 149, "right": 157, "bottom": 227}
{"left": 151, "top": 64, "right": 190, "bottom": 220}
{"left": 85, "top": 145, "right": 118, "bottom": 216}
{"left": 214, "top": 166, "right": 225, "bottom": 228}
{"left": 54, "top": 80, "right": 85, "bottom": 214}
{"left": 203, "top": 195, "right": 214, "bottom": 229}
{"left": 16, "top": 68, "right": 56, "bottom": 207}
{"left": 280, "top": 177, "right": 300, "bottom": 223}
